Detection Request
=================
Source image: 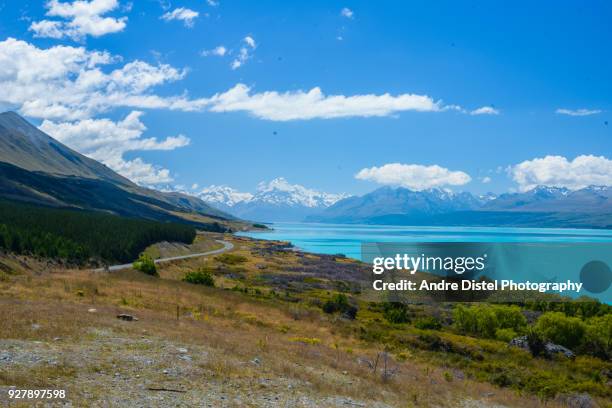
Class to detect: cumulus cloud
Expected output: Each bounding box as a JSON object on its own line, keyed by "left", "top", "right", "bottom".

{"left": 231, "top": 36, "right": 256, "bottom": 70}
{"left": 206, "top": 0, "right": 219, "bottom": 6}
{"left": 555, "top": 108, "right": 602, "bottom": 116}
{"left": 480, "top": 176, "right": 492, "bottom": 183}
{"left": 0, "top": 38, "right": 498, "bottom": 125}
{"left": 29, "top": 0, "right": 127, "bottom": 41}
{"left": 206, "top": 84, "right": 443, "bottom": 120}
{"left": 470, "top": 106, "right": 499, "bottom": 115}
{"left": 510, "top": 155, "right": 612, "bottom": 192}
{"left": 161, "top": 7, "right": 199, "bottom": 28}
{"left": 201, "top": 45, "right": 227, "bottom": 57}
{"left": 0, "top": 38, "right": 207, "bottom": 120}
{"left": 355, "top": 163, "right": 472, "bottom": 190}
{"left": 340, "top": 7, "right": 354, "bottom": 19}
{"left": 40, "top": 111, "right": 189, "bottom": 185}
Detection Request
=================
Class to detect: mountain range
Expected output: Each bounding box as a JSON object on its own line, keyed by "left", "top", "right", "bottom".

{"left": 197, "top": 178, "right": 349, "bottom": 222}
{"left": 0, "top": 111, "right": 234, "bottom": 228}
{"left": 2, "top": 110, "right": 609, "bottom": 230}
{"left": 307, "top": 185, "right": 612, "bottom": 228}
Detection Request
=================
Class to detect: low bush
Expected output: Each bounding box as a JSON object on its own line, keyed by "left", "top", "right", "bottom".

{"left": 534, "top": 312, "right": 586, "bottom": 350}
{"left": 414, "top": 316, "right": 442, "bottom": 330}
{"left": 215, "top": 253, "right": 248, "bottom": 265}
{"left": 495, "top": 328, "right": 517, "bottom": 342}
{"left": 382, "top": 302, "right": 411, "bottom": 324}
{"left": 322, "top": 293, "right": 357, "bottom": 319}
{"left": 453, "top": 304, "right": 526, "bottom": 338}
{"left": 183, "top": 268, "right": 215, "bottom": 286}
{"left": 583, "top": 314, "right": 611, "bottom": 359}
{"left": 132, "top": 253, "right": 157, "bottom": 276}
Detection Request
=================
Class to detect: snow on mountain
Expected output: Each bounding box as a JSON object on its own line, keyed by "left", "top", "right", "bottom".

{"left": 198, "top": 185, "right": 254, "bottom": 207}
{"left": 198, "top": 178, "right": 347, "bottom": 208}
{"left": 253, "top": 177, "right": 349, "bottom": 207}
{"left": 194, "top": 178, "right": 350, "bottom": 222}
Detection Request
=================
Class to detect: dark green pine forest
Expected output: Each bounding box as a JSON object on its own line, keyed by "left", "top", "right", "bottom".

{"left": 0, "top": 200, "right": 196, "bottom": 264}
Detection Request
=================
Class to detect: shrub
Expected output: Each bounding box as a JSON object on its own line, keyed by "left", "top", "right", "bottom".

{"left": 526, "top": 327, "right": 546, "bottom": 357}
{"left": 215, "top": 253, "right": 247, "bottom": 265}
{"left": 414, "top": 316, "right": 442, "bottom": 330}
{"left": 382, "top": 302, "right": 411, "bottom": 324}
{"left": 133, "top": 253, "right": 157, "bottom": 276}
{"left": 583, "top": 314, "right": 612, "bottom": 359}
{"left": 453, "top": 304, "right": 526, "bottom": 338}
{"left": 495, "top": 328, "right": 517, "bottom": 342}
{"left": 183, "top": 268, "right": 215, "bottom": 286}
{"left": 534, "top": 312, "right": 586, "bottom": 349}
{"left": 289, "top": 337, "right": 321, "bottom": 345}
{"left": 322, "top": 293, "right": 357, "bottom": 319}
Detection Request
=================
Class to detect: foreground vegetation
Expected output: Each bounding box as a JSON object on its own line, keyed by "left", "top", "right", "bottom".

{"left": 0, "top": 200, "right": 196, "bottom": 264}
{"left": 0, "top": 234, "right": 609, "bottom": 407}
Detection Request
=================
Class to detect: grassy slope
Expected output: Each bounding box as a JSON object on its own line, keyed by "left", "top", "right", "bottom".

{"left": 0, "top": 235, "right": 609, "bottom": 407}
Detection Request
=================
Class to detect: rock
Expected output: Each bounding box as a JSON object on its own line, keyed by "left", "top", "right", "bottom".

{"left": 508, "top": 336, "right": 529, "bottom": 349}
{"left": 88, "top": 308, "right": 97, "bottom": 313}
{"left": 117, "top": 314, "right": 138, "bottom": 321}
{"left": 509, "top": 336, "right": 575, "bottom": 359}
{"left": 453, "top": 369, "right": 465, "bottom": 380}
{"left": 251, "top": 357, "right": 261, "bottom": 365}
{"left": 177, "top": 347, "right": 188, "bottom": 354}
{"left": 544, "top": 342, "right": 575, "bottom": 359}
{"left": 561, "top": 393, "right": 598, "bottom": 408}
{"left": 31, "top": 323, "right": 40, "bottom": 330}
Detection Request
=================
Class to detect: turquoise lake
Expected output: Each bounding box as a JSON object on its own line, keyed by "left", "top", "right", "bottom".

{"left": 238, "top": 222, "right": 612, "bottom": 261}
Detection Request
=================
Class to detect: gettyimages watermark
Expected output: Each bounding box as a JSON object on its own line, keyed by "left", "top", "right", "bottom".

{"left": 361, "top": 242, "right": 612, "bottom": 303}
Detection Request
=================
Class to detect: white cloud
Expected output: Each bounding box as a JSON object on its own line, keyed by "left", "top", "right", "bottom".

{"left": 0, "top": 39, "right": 497, "bottom": 125}
{"left": 470, "top": 106, "right": 499, "bottom": 115}
{"left": 555, "top": 108, "right": 602, "bottom": 116}
{"left": 206, "top": 0, "right": 219, "bottom": 6}
{"left": 230, "top": 36, "right": 256, "bottom": 70}
{"left": 207, "top": 84, "right": 443, "bottom": 120}
{"left": 201, "top": 45, "right": 227, "bottom": 57}
{"left": 0, "top": 38, "right": 207, "bottom": 121}
{"left": 480, "top": 176, "right": 492, "bottom": 183}
{"left": 510, "top": 155, "right": 612, "bottom": 192}
{"left": 161, "top": 7, "right": 199, "bottom": 28}
{"left": 29, "top": 0, "right": 127, "bottom": 41}
{"left": 39, "top": 111, "right": 189, "bottom": 185}
{"left": 243, "top": 36, "right": 256, "bottom": 48}
{"left": 340, "top": 7, "right": 354, "bottom": 19}
{"left": 355, "top": 163, "right": 472, "bottom": 190}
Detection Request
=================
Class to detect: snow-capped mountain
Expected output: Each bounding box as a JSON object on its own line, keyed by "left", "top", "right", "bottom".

{"left": 196, "top": 178, "right": 350, "bottom": 222}
{"left": 308, "top": 184, "right": 611, "bottom": 228}
{"left": 198, "top": 185, "right": 254, "bottom": 208}
{"left": 307, "top": 186, "right": 483, "bottom": 223}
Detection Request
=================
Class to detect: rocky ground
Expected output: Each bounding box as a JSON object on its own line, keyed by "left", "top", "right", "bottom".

{"left": 0, "top": 325, "right": 395, "bottom": 407}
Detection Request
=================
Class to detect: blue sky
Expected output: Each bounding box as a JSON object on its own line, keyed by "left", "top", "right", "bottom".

{"left": 0, "top": 0, "right": 610, "bottom": 196}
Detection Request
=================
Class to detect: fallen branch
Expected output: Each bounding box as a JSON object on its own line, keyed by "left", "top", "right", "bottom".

{"left": 147, "top": 387, "right": 186, "bottom": 393}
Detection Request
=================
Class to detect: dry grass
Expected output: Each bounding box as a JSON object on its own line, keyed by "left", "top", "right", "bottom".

{"left": 0, "top": 235, "right": 584, "bottom": 407}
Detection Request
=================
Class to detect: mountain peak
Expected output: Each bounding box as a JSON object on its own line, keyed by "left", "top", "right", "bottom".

{"left": 196, "top": 179, "right": 350, "bottom": 221}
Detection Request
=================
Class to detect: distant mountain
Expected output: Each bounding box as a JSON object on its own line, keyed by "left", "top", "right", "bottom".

{"left": 307, "top": 186, "right": 483, "bottom": 224}
{"left": 483, "top": 185, "right": 612, "bottom": 212}
{"left": 308, "top": 185, "right": 612, "bottom": 228}
{"left": 0, "top": 111, "right": 233, "bottom": 226}
{"left": 198, "top": 178, "right": 349, "bottom": 222}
